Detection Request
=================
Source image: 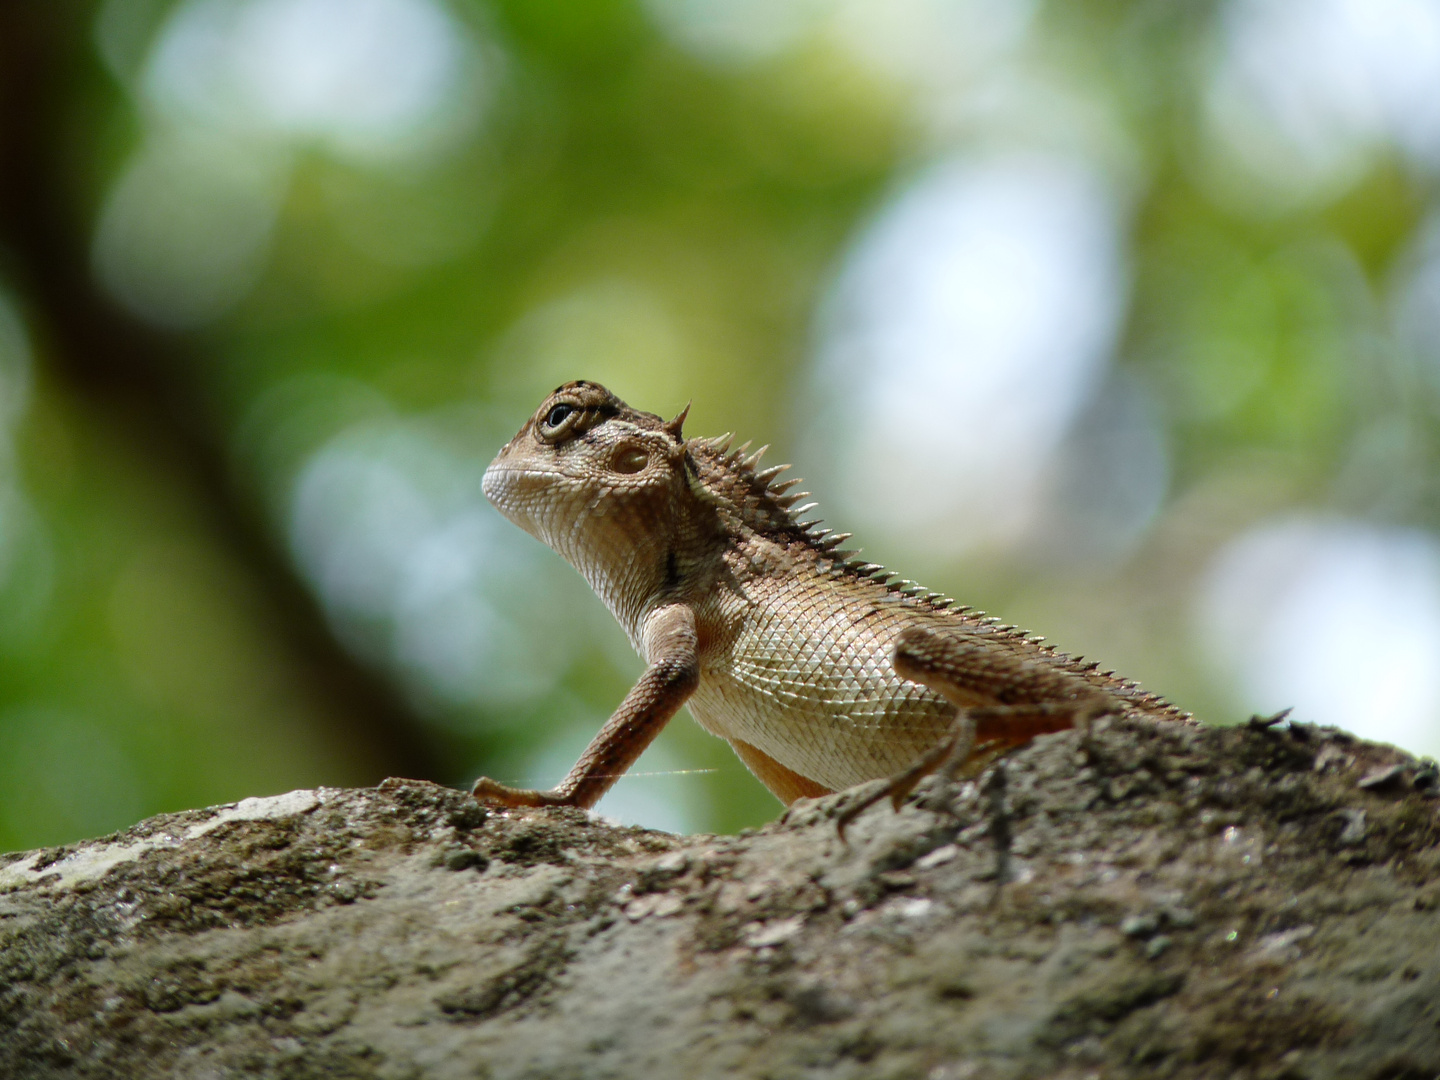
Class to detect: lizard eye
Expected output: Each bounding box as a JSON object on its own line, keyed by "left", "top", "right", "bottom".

{"left": 539, "top": 403, "right": 577, "bottom": 438}
{"left": 611, "top": 445, "right": 649, "bottom": 475}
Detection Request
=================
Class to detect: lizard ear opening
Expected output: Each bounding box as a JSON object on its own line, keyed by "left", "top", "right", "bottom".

{"left": 662, "top": 402, "right": 690, "bottom": 442}
{"left": 611, "top": 443, "right": 649, "bottom": 475}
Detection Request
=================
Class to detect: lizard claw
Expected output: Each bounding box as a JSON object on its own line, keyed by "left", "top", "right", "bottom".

{"left": 1246, "top": 707, "right": 1294, "bottom": 730}
{"left": 834, "top": 737, "right": 959, "bottom": 841}
{"left": 834, "top": 781, "right": 892, "bottom": 843}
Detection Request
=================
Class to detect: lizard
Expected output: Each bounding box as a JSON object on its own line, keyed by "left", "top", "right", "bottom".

{"left": 472, "top": 380, "right": 1190, "bottom": 829}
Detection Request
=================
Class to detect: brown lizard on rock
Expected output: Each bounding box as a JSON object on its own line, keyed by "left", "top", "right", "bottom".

{"left": 473, "top": 381, "right": 1190, "bottom": 828}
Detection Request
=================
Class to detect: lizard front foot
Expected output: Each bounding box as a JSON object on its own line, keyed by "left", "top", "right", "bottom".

{"left": 470, "top": 777, "right": 575, "bottom": 809}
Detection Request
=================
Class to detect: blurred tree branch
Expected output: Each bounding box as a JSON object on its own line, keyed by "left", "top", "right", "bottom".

{"left": 0, "top": 3, "right": 447, "bottom": 785}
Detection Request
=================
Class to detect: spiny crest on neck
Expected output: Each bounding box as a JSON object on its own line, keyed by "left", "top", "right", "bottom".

{"left": 683, "top": 433, "right": 963, "bottom": 613}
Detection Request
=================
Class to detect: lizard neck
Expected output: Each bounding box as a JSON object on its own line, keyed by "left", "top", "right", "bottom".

{"left": 566, "top": 541, "right": 665, "bottom": 647}
{"left": 553, "top": 499, "right": 723, "bottom": 653}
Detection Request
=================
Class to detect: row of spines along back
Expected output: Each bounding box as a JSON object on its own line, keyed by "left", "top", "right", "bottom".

{"left": 689, "top": 433, "right": 1190, "bottom": 722}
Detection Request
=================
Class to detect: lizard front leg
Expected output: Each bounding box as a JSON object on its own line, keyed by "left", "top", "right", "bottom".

{"left": 471, "top": 604, "right": 700, "bottom": 811}
{"left": 838, "top": 627, "right": 1115, "bottom": 835}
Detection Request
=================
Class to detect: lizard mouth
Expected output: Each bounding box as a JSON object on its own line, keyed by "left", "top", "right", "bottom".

{"left": 482, "top": 461, "right": 553, "bottom": 507}
{"left": 481, "top": 459, "right": 585, "bottom": 542}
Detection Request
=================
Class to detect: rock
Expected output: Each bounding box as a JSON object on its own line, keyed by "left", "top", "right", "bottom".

{"left": 2, "top": 719, "right": 1438, "bottom": 1080}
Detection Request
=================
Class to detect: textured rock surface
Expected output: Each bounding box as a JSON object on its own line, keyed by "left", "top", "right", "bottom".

{"left": 2, "top": 717, "right": 1439, "bottom": 1080}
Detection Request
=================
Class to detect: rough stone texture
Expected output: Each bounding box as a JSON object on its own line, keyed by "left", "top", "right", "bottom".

{"left": 2, "top": 717, "right": 1438, "bottom": 1080}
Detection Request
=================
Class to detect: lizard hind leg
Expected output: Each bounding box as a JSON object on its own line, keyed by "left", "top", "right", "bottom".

{"left": 835, "top": 626, "right": 985, "bottom": 837}
{"left": 894, "top": 627, "right": 1112, "bottom": 752}
{"left": 836, "top": 627, "right": 1109, "bottom": 839}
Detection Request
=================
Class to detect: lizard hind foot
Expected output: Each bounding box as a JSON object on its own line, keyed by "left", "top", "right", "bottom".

{"left": 834, "top": 734, "right": 964, "bottom": 841}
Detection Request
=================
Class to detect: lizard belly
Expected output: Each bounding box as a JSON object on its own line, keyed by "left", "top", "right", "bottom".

{"left": 688, "top": 609, "right": 955, "bottom": 792}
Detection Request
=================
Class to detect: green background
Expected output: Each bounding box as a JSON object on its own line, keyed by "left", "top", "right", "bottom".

{"left": 2, "top": 0, "right": 1439, "bottom": 847}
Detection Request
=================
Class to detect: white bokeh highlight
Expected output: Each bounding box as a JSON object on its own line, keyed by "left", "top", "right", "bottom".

{"left": 829, "top": 0, "right": 1038, "bottom": 139}
{"left": 643, "top": 0, "right": 1033, "bottom": 77}
{"left": 94, "top": 0, "right": 484, "bottom": 326}
{"left": 1395, "top": 211, "right": 1440, "bottom": 387}
{"left": 808, "top": 153, "right": 1129, "bottom": 557}
{"left": 642, "top": 0, "right": 830, "bottom": 64}
{"left": 1207, "top": 0, "right": 1440, "bottom": 205}
{"left": 1198, "top": 518, "right": 1440, "bottom": 758}
{"left": 288, "top": 418, "right": 583, "bottom": 715}
{"left": 144, "top": 0, "right": 474, "bottom": 160}
{"left": 1030, "top": 372, "right": 1169, "bottom": 565}
{"left": 93, "top": 132, "right": 286, "bottom": 328}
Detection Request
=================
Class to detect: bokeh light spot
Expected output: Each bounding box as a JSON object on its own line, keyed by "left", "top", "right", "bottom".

{"left": 145, "top": 0, "right": 476, "bottom": 159}
{"left": 1395, "top": 210, "right": 1440, "bottom": 395}
{"left": 806, "top": 152, "right": 1130, "bottom": 557}
{"left": 289, "top": 417, "right": 586, "bottom": 717}
{"left": 92, "top": 132, "right": 285, "bottom": 327}
{"left": 94, "top": 0, "right": 487, "bottom": 327}
{"left": 643, "top": 0, "right": 829, "bottom": 65}
{"left": 1206, "top": 0, "right": 1440, "bottom": 207}
{"left": 1198, "top": 517, "right": 1440, "bottom": 757}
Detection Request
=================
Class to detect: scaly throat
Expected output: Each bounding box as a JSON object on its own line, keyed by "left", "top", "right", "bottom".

{"left": 555, "top": 515, "right": 677, "bottom": 648}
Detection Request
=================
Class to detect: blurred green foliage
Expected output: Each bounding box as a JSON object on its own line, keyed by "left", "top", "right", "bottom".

{"left": 2, "top": 0, "right": 1439, "bottom": 849}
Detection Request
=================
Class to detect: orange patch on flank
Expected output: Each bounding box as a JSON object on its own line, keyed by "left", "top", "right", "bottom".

{"left": 973, "top": 710, "right": 1077, "bottom": 749}
{"left": 729, "top": 737, "right": 833, "bottom": 805}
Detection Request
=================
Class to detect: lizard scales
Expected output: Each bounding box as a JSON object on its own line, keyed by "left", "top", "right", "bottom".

{"left": 475, "top": 380, "right": 1188, "bottom": 812}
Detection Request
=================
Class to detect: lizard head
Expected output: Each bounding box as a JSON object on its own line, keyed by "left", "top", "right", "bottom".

{"left": 482, "top": 381, "right": 693, "bottom": 565}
